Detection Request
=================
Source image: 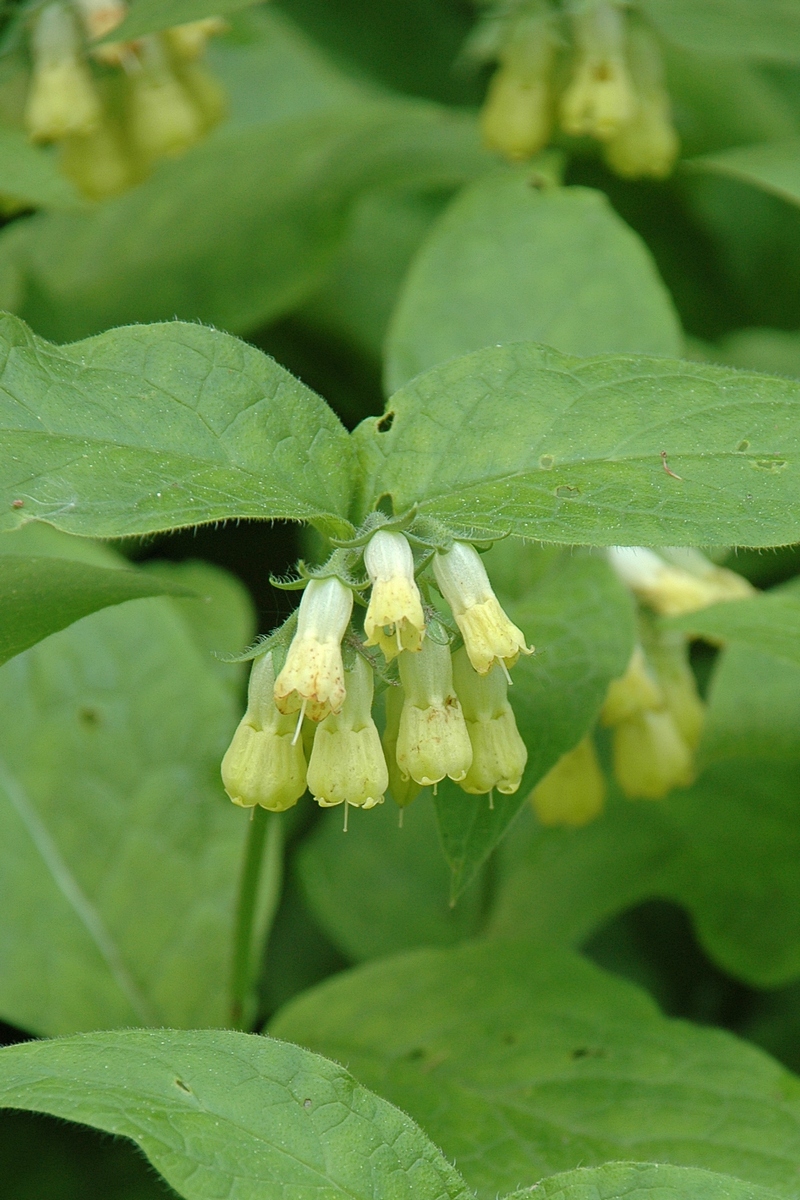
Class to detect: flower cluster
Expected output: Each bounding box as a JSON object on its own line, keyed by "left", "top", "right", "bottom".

{"left": 528, "top": 544, "right": 752, "bottom": 825}
{"left": 15, "top": 1, "right": 226, "bottom": 201}
{"left": 222, "top": 531, "right": 532, "bottom": 816}
{"left": 471, "top": 0, "right": 679, "bottom": 180}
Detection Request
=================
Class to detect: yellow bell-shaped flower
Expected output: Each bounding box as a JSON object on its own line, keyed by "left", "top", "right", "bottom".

{"left": 452, "top": 647, "right": 527, "bottom": 795}
{"left": 560, "top": 2, "right": 637, "bottom": 141}
{"left": 433, "top": 541, "right": 532, "bottom": 675}
{"left": 364, "top": 529, "right": 426, "bottom": 660}
{"left": 273, "top": 576, "right": 354, "bottom": 722}
{"left": 221, "top": 652, "right": 307, "bottom": 812}
{"left": 530, "top": 736, "right": 606, "bottom": 827}
{"left": 25, "top": 3, "right": 102, "bottom": 142}
{"left": 307, "top": 655, "right": 388, "bottom": 810}
{"left": 396, "top": 635, "right": 473, "bottom": 786}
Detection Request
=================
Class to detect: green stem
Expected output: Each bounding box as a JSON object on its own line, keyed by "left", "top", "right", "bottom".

{"left": 230, "top": 807, "right": 284, "bottom": 1031}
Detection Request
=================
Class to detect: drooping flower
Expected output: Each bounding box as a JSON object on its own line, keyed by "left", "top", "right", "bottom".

{"left": 559, "top": 2, "right": 637, "bottom": 141}
{"left": 221, "top": 652, "right": 307, "bottom": 812}
{"left": 432, "top": 541, "right": 532, "bottom": 675}
{"left": 363, "top": 529, "right": 426, "bottom": 660}
{"left": 480, "top": 11, "right": 557, "bottom": 161}
{"left": 529, "top": 736, "right": 606, "bottom": 827}
{"left": 601, "top": 644, "right": 697, "bottom": 800}
{"left": 26, "top": 3, "right": 102, "bottom": 142}
{"left": 273, "top": 577, "right": 354, "bottom": 722}
{"left": 603, "top": 21, "right": 678, "bottom": 179}
{"left": 451, "top": 647, "right": 527, "bottom": 795}
{"left": 607, "top": 546, "right": 754, "bottom": 617}
{"left": 307, "top": 654, "right": 388, "bottom": 810}
{"left": 395, "top": 635, "right": 473, "bottom": 786}
{"left": 612, "top": 708, "right": 694, "bottom": 799}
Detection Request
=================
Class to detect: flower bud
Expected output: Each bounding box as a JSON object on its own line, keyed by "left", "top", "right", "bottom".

{"left": 452, "top": 647, "right": 527, "bottom": 795}
{"left": 307, "top": 655, "right": 388, "bottom": 810}
{"left": 608, "top": 546, "right": 754, "bottom": 617}
{"left": 603, "top": 22, "right": 678, "bottom": 179}
{"left": 432, "top": 541, "right": 532, "bottom": 675}
{"left": 612, "top": 708, "right": 694, "bottom": 800}
{"left": 530, "top": 736, "right": 606, "bottom": 827}
{"left": 73, "top": 0, "right": 127, "bottom": 41}
{"left": 382, "top": 684, "right": 422, "bottom": 809}
{"left": 646, "top": 628, "right": 705, "bottom": 751}
{"left": 396, "top": 635, "right": 473, "bottom": 786}
{"left": 600, "top": 645, "right": 663, "bottom": 726}
{"left": 274, "top": 576, "right": 354, "bottom": 721}
{"left": 363, "top": 530, "right": 426, "bottom": 661}
{"left": 125, "top": 35, "right": 204, "bottom": 160}
{"left": 60, "top": 115, "right": 139, "bottom": 200}
{"left": 164, "top": 17, "right": 228, "bottom": 61}
{"left": 560, "top": 2, "right": 637, "bottom": 141}
{"left": 221, "top": 652, "right": 307, "bottom": 811}
{"left": 25, "top": 3, "right": 102, "bottom": 142}
{"left": 480, "top": 15, "right": 556, "bottom": 161}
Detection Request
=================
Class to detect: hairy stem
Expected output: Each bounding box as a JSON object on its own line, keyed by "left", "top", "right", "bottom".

{"left": 230, "top": 807, "right": 284, "bottom": 1031}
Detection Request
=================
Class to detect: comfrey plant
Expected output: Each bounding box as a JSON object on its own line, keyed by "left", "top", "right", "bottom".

{"left": 223, "top": 524, "right": 532, "bottom": 819}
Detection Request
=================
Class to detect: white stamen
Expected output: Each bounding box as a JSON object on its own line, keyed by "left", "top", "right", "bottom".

{"left": 489, "top": 789, "right": 495, "bottom": 810}
{"left": 343, "top": 801, "right": 349, "bottom": 833}
{"left": 500, "top": 660, "right": 513, "bottom": 686}
{"left": 291, "top": 697, "right": 307, "bottom": 746}
{"left": 398, "top": 809, "right": 404, "bottom": 829}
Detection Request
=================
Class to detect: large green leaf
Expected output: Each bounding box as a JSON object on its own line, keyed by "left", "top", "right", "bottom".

{"left": 689, "top": 140, "right": 800, "bottom": 208}
{"left": 641, "top": 0, "right": 800, "bottom": 62}
{"left": 0, "top": 554, "right": 195, "bottom": 667}
{"left": 666, "top": 593, "right": 800, "bottom": 669}
{"left": 0, "top": 1030, "right": 472, "bottom": 1200}
{"left": 353, "top": 344, "right": 800, "bottom": 547}
{"left": 385, "top": 173, "right": 681, "bottom": 393}
{"left": 509, "top": 1163, "right": 782, "bottom": 1200}
{"left": 272, "top": 941, "right": 800, "bottom": 1198}
{"left": 0, "top": 528, "right": 258, "bottom": 1034}
{"left": 488, "top": 759, "right": 800, "bottom": 988}
{"left": 296, "top": 793, "right": 486, "bottom": 963}
{"left": 702, "top": 645, "right": 800, "bottom": 766}
{"left": 0, "top": 315, "right": 354, "bottom": 539}
{"left": 434, "top": 549, "right": 635, "bottom": 899}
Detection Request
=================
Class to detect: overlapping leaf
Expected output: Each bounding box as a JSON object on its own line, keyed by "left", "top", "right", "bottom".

{"left": 510, "top": 1163, "right": 782, "bottom": 1200}
{"left": 0, "top": 1030, "right": 472, "bottom": 1200}
{"left": 353, "top": 344, "right": 800, "bottom": 547}
{"left": 0, "top": 316, "right": 354, "bottom": 539}
{"left": 273, "top": 940, "right": 800, "bottom": 1198}
{"left": 0, "top": 554, "right": 194, "bottom": 667}
{"left": 385, "top": 172, "right": 681, "bottom": 393}
{"left": 0, "top": 528, "right": 256, "bottom": 1035}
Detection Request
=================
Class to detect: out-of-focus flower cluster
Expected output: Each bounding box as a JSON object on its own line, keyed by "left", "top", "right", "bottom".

{"left": 222, "top": 531, "right": 533, "bottom": 818}
{"left": 470, "top": 0, "right": 679, "bottom": 179}
{"left": 530, "top": 544, "right": 754, "bottom": 828}
{"left": 3, "top": 0, "right": 227, "bottom": 201}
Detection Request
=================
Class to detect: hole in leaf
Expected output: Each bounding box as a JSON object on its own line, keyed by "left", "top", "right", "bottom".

{"left": 303, "top": 1098, "right": 312, "bottom": 1109}
{"left": 737, "top": 439, "right": 750, "bottom": 452}
{"left": 174, "top": 1078, "right": 192, "bottom": 1094}
{"left": 376, "top": 411, "right": 395, "bottom": 433}
{"left": 555, "top": 484, "right": 581, "bottom": 499}
{"left": 539, "top": 454, "right": 554, "bottom": 471}
{"left": 752, "top": 459, "right": 787, "bottom": 472}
